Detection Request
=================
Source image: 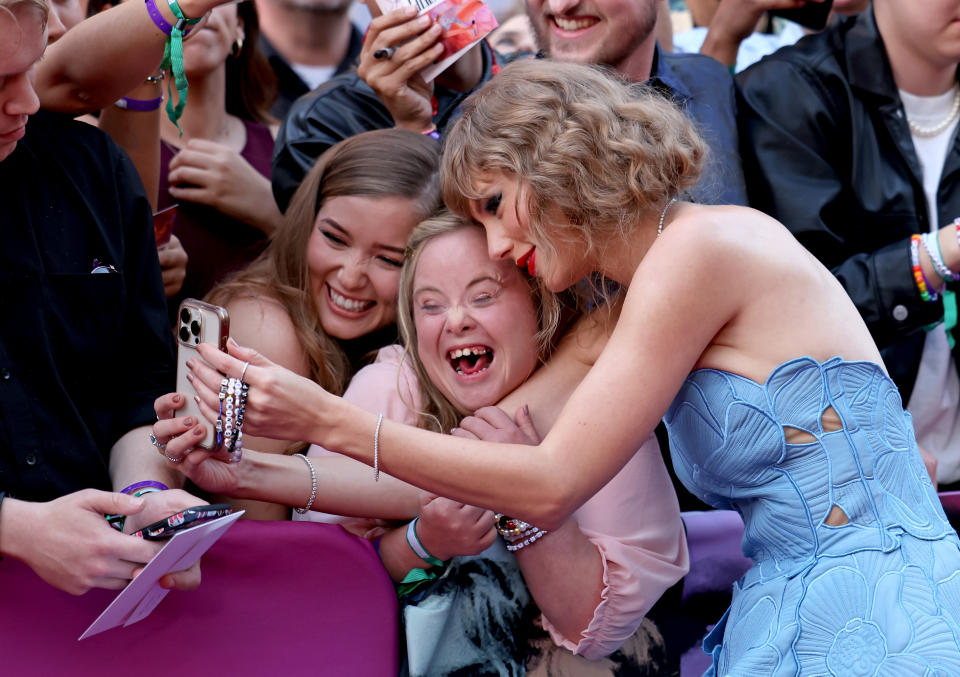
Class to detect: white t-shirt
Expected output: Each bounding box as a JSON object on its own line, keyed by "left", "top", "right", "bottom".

{"left": 290, "top": 63, "right": 337, "bottom": 92}
{"left": 900, "top": 86, "right": 960, "bottom": 483}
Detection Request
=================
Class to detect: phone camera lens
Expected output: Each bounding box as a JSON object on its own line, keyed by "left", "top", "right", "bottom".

{"left": 194, "top": 337, "right": 200, "bottom": 345}
{"left": 180, "top": 308, "right": 191, "bottom": 323}
{"left": 191, "top": 321, "right": 201, "bottom": 336}
{"left": 179, "top": 326, "right": 190, "bottom": 343}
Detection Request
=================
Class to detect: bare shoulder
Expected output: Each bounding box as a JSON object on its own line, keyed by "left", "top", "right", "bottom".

{"left": 225, "top": 294, "right": 311, "bottom": 376}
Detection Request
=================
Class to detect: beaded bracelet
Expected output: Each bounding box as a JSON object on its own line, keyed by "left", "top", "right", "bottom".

{"left": 222, "top": 379, "right": 237, "bottom": 452}
{"left": 921, "top": 231, "right": 958, "bottom": 284}
{"left": 505, "top": 527, "right": 549, "bottom": 552}
{"left": 232, "top": 379, "right": 248, "bottom": 456}
{"left": 494, "top": 513, "right": 533, "bottom": 538}
{"left": 911, "top": 234, "right": 936, "bottom": 302}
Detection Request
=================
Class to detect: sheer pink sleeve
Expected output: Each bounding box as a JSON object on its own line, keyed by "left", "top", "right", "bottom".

{"left": 540, "top": 434, "right": 689, "bottom": 659}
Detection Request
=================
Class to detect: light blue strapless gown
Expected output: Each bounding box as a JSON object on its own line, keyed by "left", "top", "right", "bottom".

{"left": 664, "top": 357, "right": 960, "bottom": 676}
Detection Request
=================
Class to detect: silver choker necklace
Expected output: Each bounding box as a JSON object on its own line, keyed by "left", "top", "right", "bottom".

{"left": 907, "top": 88, "right": 960, "bottom": 138}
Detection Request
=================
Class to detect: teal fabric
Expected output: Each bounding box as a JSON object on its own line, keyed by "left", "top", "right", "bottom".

{"left": 664, "top": 356, "right": 960, "bottom": 675}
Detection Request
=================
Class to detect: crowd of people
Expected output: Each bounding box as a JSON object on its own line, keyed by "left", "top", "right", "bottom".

{"left": 2, "top": 0, "right": 960, "bottom": 674}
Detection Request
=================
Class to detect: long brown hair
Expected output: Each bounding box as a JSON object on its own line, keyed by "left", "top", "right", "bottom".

{"left": 396, "top": 212, "right": 559, "bottom": 433}
{"left": 225, "top": 1, "right": 277, "bottom": 124}
{"left": 209, "top": 129, "right": 442, "bottom": 395}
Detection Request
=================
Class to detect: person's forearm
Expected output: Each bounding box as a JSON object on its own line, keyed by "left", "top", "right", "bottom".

{"left": 319, "top": 399, "right": 581, "bottom": 529}
{"left": 0, "top": 498, "right": 36, "bottom": 562}
{"left": 37, "top": 0, "right": 218, "bottom": 114}
{"left": 236, "top": 450, "right": 421, "bottom": 520}
{"left": 378, "top": 522, "right": 437, "bottom": 582}
{"left": 97, "top": 77, "right": 163, "bottom": 210}
{"left": 700, "top": 30, "right": 741, "bottom": 68}
{"left": 110, "top": 425, "right": 185, "bottom": 492}
{"left": 514, "top": 519, "right": 604, "bottom": 645}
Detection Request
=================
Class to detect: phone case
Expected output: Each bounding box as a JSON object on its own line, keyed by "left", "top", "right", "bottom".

{"left": 134, "top": 504, "right": 234, "bottom": 540}
{"left": 175, "top": 299, "right": 230, "bottom": 450}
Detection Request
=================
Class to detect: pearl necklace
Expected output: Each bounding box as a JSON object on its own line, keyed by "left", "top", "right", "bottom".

{"left": 907, "top": 87, "right": 960, "bottom": 138}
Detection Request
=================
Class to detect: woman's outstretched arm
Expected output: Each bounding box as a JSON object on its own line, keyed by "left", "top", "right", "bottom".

{"left": 173, "top": 216, "right": 741, "bottom": 526}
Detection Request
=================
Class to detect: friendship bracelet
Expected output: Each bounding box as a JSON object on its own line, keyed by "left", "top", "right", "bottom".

{"left": 505, "top": 527, "right": 549, "bottom": 552}
{"left": 232, "top": 379, "right": 248, "bottom": 456}
{"left": 422, "top": 126, "right": 440, "bottom": 141}
{"left": 293, "top": 453, "right": 317, "bottom": 515}
{"left": 504, "top": 525, "right": 543, "bottom": 544}
{"left": 223, "top": 379, "right": 237, "bottom": 451}
{"left": 373, "top": 413, "right": 384, "bottom": 482}
{"left": 120, "top": 480, "right": 169, "bottom": 495}
{"left": 921, "top": 231, "right": 957, "bottom": 284}
{"left": 911, "top": 234, "right": 935, "bottom": 302}
{"left": 405, "top": 517, "right": 445, "bottom": 567}
{"left": 115, "top": 96, "right": 163, "bottom": 112}
{"left": 216, "top": 378, "right": 227, "bottom": 448}
{"left": 494, "top": 513, "right": 533, "bottom": 538}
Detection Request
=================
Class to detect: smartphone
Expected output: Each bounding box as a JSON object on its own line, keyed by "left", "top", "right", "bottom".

{"left": 769, "top": 0, "right": 834, "bottom": 31}
{"left": 153, "top": 204, "right": 177, "bottom": 247}
{"left": 133, "top": 504, "right": 234, "bottom": 540}
{"left": 175, "top": 298, "right": 230, "bottom": 450}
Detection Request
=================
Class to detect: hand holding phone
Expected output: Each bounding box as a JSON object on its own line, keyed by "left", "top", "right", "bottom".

{"left": 175, "top": 299, "right": 230, "bottom": 450}
{"left": 133, "top": 504, "right": 234, "bottom": 540}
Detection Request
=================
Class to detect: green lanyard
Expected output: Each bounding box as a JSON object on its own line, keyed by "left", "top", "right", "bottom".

{"left": 925, "top": 289, "right": 958, "bottom": 348}
{"left": 161, "top": 0, "right": 202, "bottom": 133}
{"left": 945, "top": 289, "right": 957, "bottom": 349}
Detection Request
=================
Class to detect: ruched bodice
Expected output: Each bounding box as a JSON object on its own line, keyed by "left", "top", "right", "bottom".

{"left": 664, "top": 357, "right": 960, "bottom": 675}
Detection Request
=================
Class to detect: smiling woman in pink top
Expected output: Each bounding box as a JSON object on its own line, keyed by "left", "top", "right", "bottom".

{"left": 198, "top": 128, "right": 441, "bottom": 519}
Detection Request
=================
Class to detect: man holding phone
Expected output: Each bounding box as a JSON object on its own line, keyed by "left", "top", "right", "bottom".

{"left": 0, "top": 0, "right": 214, "bottom": 594}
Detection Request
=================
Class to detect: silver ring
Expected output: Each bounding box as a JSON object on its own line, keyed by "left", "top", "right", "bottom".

{"left": 164, "top": 452, "right": 184, "bottom": 464}
{"left": 240, "top": 361, "right": 250, "bottom": 382}
{"left": 149, "top": 432, "right": 167, "bottom": 452}
{"left": 373, "top": 46, "right": 396, "bottom": 60}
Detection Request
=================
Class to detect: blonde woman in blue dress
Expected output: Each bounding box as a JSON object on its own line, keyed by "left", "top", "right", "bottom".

{"left": 163, "top": 59, "right": 960, "bottom": 675}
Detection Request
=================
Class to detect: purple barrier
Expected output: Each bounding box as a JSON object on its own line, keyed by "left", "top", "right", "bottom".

{"left": 0, "top": 520, "right": 398, "bottom": 676}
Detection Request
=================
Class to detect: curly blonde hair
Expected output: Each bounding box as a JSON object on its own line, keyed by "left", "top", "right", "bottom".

{"left": 396, "top": 211, "right": 560, "bottom": 433}
{"left": 442, "top": 59, "right": 707, "bottom": 264}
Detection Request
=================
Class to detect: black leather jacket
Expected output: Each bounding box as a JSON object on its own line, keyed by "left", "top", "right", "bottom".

{"left": 736, "top": 8, "right": 960, "bottom": 402}
{"left": 272, "top": 41, "right": 509, "bottom": 213}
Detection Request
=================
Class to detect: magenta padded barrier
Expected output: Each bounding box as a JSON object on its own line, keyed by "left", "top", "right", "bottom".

{"left": 0, "top": 520, "right": 398, "bottom": 676}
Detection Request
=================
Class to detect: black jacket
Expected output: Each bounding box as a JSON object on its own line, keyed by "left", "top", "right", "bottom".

{"left": 0, "top": 112, "right": 175, "bottom": 501}
{"left": 260, "top": 25, "right": 364, "bottom": 122}
{"left": 736, "top": 8, "right": 959, "bottom": 402}
{"left": 272, "top": 41, "right": 510, "bottom": 213}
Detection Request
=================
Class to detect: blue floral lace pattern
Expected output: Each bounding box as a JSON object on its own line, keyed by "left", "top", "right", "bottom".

{"left": 664, "top": 357, "right": 960, "bottom": 676}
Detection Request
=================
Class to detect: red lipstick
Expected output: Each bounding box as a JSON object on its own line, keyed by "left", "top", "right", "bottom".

{"left": 517, "top": 248, "right": 536, "bottom": 276}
